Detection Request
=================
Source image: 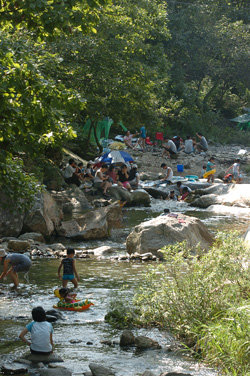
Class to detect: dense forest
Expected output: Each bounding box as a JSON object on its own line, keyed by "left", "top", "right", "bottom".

{"left": 0, "top": 0, "right": 249, "bottom": 204}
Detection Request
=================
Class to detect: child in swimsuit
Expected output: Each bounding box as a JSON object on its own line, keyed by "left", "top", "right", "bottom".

{"left": 58, "top": 287, "right": 77, "bottom": 303}
{"left": 58, "top": 248, "right": 79, "bottom": 288}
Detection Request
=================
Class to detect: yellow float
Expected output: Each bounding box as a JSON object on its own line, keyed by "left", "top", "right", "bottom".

{"left": 203, "top": 169, "right": 216, "bottom": 178}
{"left": 53, "top": 289, "right": 94, "bottom": 311}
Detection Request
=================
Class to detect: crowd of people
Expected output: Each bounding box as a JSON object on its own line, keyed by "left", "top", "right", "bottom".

{"left": 61, "top": 128, "right": 242, "bottom": 200}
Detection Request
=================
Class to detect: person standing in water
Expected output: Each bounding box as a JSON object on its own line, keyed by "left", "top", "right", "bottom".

{"left": 58, "top": 248, "right": 80, "bottom": 288}
{"left": 0, "top": 249, "right": 32, "bottom": 288}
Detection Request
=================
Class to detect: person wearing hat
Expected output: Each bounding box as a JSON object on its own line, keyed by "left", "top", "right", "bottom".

{"left": 0, "top": 249, "right": 32, "bottom": 288}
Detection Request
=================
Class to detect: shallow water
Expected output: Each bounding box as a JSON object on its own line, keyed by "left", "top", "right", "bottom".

{"left": 0, "top": 198, "right": 248, "bottom": 375}
{"left": 0, "top": 259, "right": 217, "bottom": 376}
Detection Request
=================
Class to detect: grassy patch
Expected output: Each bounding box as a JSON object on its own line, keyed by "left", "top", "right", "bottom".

{"left": 106, "top": 232, "right": 250, "bottom": 375}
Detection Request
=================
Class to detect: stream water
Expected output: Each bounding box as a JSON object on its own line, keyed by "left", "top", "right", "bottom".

{"left": 0, "top": 199, "right": 249, "bottom": 376}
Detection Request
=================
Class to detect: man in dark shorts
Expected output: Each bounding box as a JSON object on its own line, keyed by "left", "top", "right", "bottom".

{"left": 0, "top": 249, "right": 32, "bottom": 288}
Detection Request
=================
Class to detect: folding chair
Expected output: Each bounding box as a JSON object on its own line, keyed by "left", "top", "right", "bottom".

{"left": 155, "top": 132, "right": 164, "bottom": 147}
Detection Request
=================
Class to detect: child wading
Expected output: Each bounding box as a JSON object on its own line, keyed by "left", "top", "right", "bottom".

{"left": 19, "top": 306, "right": 54, "bottom": 355}
{"left": 58, "top": 248, "right": 79, "bottom": 288}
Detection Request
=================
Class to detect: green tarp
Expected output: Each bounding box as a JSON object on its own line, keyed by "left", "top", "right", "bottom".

{"left": 82, "top": 118, "right": 127, "bottom": 145}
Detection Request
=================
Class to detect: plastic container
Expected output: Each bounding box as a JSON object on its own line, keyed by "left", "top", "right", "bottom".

{"left": 185, "top": 175, "right": 199, "bottom": 181}
{"left": 177, "top": 164, "right": 184, "bottom": 172}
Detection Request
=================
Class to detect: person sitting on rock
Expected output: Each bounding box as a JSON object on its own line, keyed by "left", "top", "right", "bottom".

{"left": 117, "top": 164, "right": 132, "bottom": 191}
{"left": 0, "top": 249, "right": 32, "bottom": 288}
{"left": 172, "top": 136, "right": 183, "bottom": 152}
{"left": 93, "top": 163, "right": 112, "bottom": 197}
{"left": 176, "top": 181, "right": 192, "bottom": 195}
{"left": 196, "top": 132, "right": 208, "bottom": 153}
{"left": 168, "top": 190, "right": 177, "bottom": 201}
{"left": 107, "top": 164, "right": 118, "bottom": 184}
{"left": 128, "top": 164, "right": 140, "bottom": 189}
{"left": 63, "top": 159, "right": 81, "bottom": 187}
{"left": 160, "top": 163, "right": 173, "bottom": 184}
{"left": 84, "top": 162, "right": 95, "bottom": 182}
{"left": 184, "top": 136, "right": 194, "bottom": 154}
{"left": 162, "top": 137, "right": 177, "bottom": 158}
{"left": 180, "top": 187, "right": 190, "bottom": 201}
{"left": 124, "top": 131, "right": 138, "bottom": 149}
{"left": 224, "top": 159, "right": 242, "bottom": 183}
{"left": 19, "top": 306, "right": 54, "bottom": 355}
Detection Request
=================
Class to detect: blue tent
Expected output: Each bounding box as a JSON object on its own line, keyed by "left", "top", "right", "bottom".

{"left": 99, "top": 150, "right": 134, "bottom": 164}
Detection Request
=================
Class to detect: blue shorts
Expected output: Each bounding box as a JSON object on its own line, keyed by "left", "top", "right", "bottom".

{"left": 63, "top": 274, "right": 75, "bottom": 281}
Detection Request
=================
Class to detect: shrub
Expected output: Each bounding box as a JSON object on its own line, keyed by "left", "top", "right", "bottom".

{"left": 107, "top": 232, "right": 250, "bottom": 375}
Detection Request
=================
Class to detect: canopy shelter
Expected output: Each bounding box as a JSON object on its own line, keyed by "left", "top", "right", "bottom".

{"left": 230, "top": 113, "right": 250, "bottom": 131}
{"left": 98, "top": 150, "right": 134, "bottom": 164}
{"left": 82, "top": 118, "right": 128, "bottom": 146}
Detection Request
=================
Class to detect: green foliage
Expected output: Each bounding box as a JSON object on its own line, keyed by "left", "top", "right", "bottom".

{"left": 107, "top": 232, "right": 250, "bottom": 375}
{"left": 46, "top": 0, "right": 170, "bottom": 129}
{"left": 0, "top": 154, "right": 44, "bottom": 210}
{"left": 0, "top": 0, "right": 109, "bottom": 37}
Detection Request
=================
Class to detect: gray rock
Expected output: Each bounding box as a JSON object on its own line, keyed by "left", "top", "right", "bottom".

{"left": 130, "top": 189, "right": 151, "bottom": 206}
{"left": 19, "top": 232, "right": 45, "bottom": 243}
{"left": 91, "top": 246, "right": 114, "bottom": 257}
{"left": 126, "top": 214, "right": 214, "bottom": 256}
{"left": 135, "top": 336, "right": 161, "bottom": 349}
{"left": 120, "top": 330, "right": 135, "bottom": 346}
{"left": 38, "top": 368, "right": 72, "bottom": 376}
{"left": 1, "top": 363, "right": 28, "bottom": 374}
{"left": 89, "top": 363, "right": 115, "bottom": 376}
{"left": 190, "top": 194, "right": 219, "bottom": 208}
{"left": 23, "top": 192, "right": 63, "bottom": 236}
{"left": 58, "top": 204, "right": 122, "bottom": 240}
{"left": 20, "top": 353, "right": 63, "bottom": 364}
{"left": 8, "top": 239, "right": 31, "bottom": 252}
{"left": 51, "top": 186, "right": 92, "bottom": 216}
{"left": 141, "top": 371, "right": 156, "bottom": 376}
{"left": 109, "top": 186, "right": 132, "bottom": 202}
{"left": 43, "top": 163, "right": 65, "bottom": 191}
{"left": 144, "top": 187, "right": 169, "bottom": 200}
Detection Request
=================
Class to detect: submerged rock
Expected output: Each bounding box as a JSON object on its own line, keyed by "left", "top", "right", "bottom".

{"left": 126, "top": 214, "right": 214, "bottom": 257}
{"left": 89, "top": 362, "right": 116, "bottom": 376}
{"left": 120, "top": 330, "right": 135, "bottom": 347}
{"left": 135, "top": 336, "right": 161, "bottom": 349}
{"left": 18, "top": 353, "right": 63, "bottom": 364}
{"left": 38, "top": 368, "right": 72, "bottom": 376}
{"left": 1, "top": 363, "right": 27, "bottom": 374}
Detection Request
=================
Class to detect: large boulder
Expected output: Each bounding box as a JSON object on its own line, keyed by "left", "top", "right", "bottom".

{"left": 22, "top": 192, "right": 63, "bottom": 237}
{"left": 192, "top": 184, "right": 250, "bottom": 208}
{"left": 144, "top": 187, "right": 169, "bottom": 200}
{"left": 51, "top": 186, "right": 91, "bottom": 217}
{"left": 57, "top": 204, "right": 122, "bottom": 240}
{"left": 108, "top": 186, "right": 151, "bottom": 206}
{"left": 8, "top": 239, "right": 31, "bottom": 252}
{"left": 0, "top": 191, "right": 25, "bottom": 237}
{"left": 130, "top": 189, "right": 151, "bottom": 206}
{"left": 126, "top": 214, "right": 214, "bottom": 256}
{"left": 108, "top": 186, "right": 132, "bottom": 202}
{"left": 19, "top": 232, "right": 45, "bottom": 242}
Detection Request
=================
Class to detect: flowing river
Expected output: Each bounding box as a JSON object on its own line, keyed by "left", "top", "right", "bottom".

{"left": 0, "top": 200, "right": 249, "bottom": 376}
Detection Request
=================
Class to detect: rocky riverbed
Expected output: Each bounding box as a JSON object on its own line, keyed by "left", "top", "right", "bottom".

{"left": 0, "top": 143, "right": 250, "bottom": 376}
